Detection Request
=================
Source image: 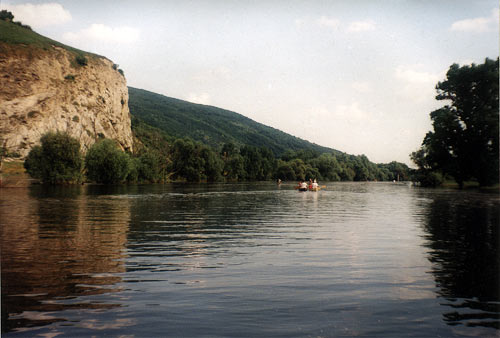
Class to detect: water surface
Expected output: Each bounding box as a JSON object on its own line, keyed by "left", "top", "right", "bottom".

{"left": 1, "top": 182, "right": 499, "bottom": 336}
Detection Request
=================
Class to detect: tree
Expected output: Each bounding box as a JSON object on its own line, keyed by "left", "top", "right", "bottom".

{"left": 85, "top": 139, "right": 131, "bottom": 184}
{"left": 414, "top": 58, "right": 499, "bottom": 187}
{"left": 137, "top": 150, "right": 165, "bottom": 183}
{"left": 24, "top": 132, "right": 83, "bottom": 184}
{"left": 0, "top": 10, "right": 14, "bottom": 22}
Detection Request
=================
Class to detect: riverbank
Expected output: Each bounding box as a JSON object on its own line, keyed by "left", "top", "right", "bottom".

{"left": 0, "top": 160, "right": 36, "bottom": 187}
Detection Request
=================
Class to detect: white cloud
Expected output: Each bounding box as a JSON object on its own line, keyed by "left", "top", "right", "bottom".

{"left": 450, "top": 8, "right": 499, "bottom": 33}
{"left": 395, "top": 65, "right": 440, "bottom": 84}
{"left": 186, "top": 93, "right": 211, "bottom": 105}
{"left": 351, "top": 81, "right": 373, "bottom": 93}
{"left": 193, "top": 67, "right": 232, "bottom": 82}
{"left": 63, "top": 24, "right": 140, "bottom": 44}
{"left": 294, "top": 18, "right": 307, "bottom": 28}
{"left": 347, "top": 20, "right": 376, "bottom": 32}
{"left": 394, "top": 65, "right": 443, "bottom": 103}
{"left": 1, "top": 2, "right": 71, "bottom": 28}
{"left": 316, "top": 16, "right": 340, "bottom": 29}
{"left": 333, "top": 102, "right": 370, "bottom": 122}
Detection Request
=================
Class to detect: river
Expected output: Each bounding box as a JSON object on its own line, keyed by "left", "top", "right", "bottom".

{"left": 1, "top": 182, "right": 498, "bottom": 337}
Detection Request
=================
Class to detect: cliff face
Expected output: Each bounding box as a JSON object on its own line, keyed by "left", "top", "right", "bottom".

{"left": 0, "top": 42, "right": 133, "bottom": 158}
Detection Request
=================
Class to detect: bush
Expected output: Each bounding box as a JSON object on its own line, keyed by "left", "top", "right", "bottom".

{"left": 24, "top": 132, "right": 83, "bottom": 184}
{"left": 416, "top": 171, "right": 444, "bottom": 187}
{"left": 75, "top": 54, "right": 88, "bottom": 66}
{"left": 0, "top": 10, "right": 14, "bottom": 22}
{"left": 137, "top": 151, "right": 164, "bottom": 183}
{"left": 85, "top": 139, "right": 131, "bottom": 184}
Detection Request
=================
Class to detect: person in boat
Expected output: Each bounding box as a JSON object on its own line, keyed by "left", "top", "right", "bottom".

{"left": 277, "top": 178, "right": 282, "bottom": 185}
{"left": 308, "top": 179, "right": 313, "bottom": 190}
{"left": 298, "top": 180, "right": 308, "bottom": 191}
{"left": 311, "top": 179, "right": 319, "bottom": 190}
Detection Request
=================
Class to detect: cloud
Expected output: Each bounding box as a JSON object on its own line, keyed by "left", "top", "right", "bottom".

{"left": 395, "top": 65, "right": 440, "bottom": 84}
{"left": 1, "top": 2, "right": 71, "bottom": 28}
{"left": 351, "top": 81, "right": 373, "bottom": 93}
{"left": 347, "top": 20, "right": 376, "bottom": 32}
{"left": 294, "top": 18, "right": 307, "bottom": 28}
{"left": 186, "top": 93, "right": 211, "bottom": 105}
{"left": 394, "top": 65, "right": 443, "bottom": 103}
{"left": 193, "top": 67, "right": 232, "bottom": 82}
{"left": 63, "top": 24, "right": 140, "bottom": 44}
{"left": 333, "top": 102, "right": 370, "bottom": 122}
{"left": 316, "top": 16, "right": 340, "bottom": 29}
{"left": 450, "top": 8, "right": 499, "bottom": 33}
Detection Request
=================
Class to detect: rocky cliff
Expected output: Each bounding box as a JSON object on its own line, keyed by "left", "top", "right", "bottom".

{"left": 0, "top": 42, "right": 133, "bottom": 158}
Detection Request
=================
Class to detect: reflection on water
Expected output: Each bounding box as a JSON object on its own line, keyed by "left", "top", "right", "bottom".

{"left": 1, "top": 186, "right": 131, "bottom": 333}
{"left": 420, "top": 190, "right": 499, "bottom": 329}
{"left": 1, "top": 183, "right": 499, "bottom": 336}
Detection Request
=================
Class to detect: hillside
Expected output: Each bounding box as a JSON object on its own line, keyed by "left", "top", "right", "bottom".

{"left": 0, "top": 17, "right": 133, "bottom": 158}
{"left": 128, "top": 87, "right": 337, "bottom": 157}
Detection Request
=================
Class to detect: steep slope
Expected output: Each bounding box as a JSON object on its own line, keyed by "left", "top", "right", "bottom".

{"left": 0, "top": 19, "right": 133, "bottom": 158}
{"left": 128, "top": 87, "right": 336, "bottom": 157}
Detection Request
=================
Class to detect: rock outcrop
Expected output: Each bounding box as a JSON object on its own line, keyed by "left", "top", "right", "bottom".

{"left": 0, "top": 42, "right": 133, "bottom": 158}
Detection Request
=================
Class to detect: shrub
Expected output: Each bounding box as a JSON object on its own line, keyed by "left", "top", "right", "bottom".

{"left": 24, "top": 132, "right": 83, "bottom": 184}
{"left": 137, "top": 151, "right": 164, "bottom": 183}
{"left": 416, "top": 171, "right": 444, "bottom": 187}
{"left": 85, "top": 139, "right": 131, "bottom": 184}
{"left": 75, "top": 54, "right": 88, "bottom": 66}
{"left": 64, "top": 74, "right": 76, "bottom": 81}
{"left": 0, "top": 10, "right": 14, "bottom": 22}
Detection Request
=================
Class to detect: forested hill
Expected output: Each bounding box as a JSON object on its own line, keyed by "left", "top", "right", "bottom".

{"left": 128, "top": 87, "right": 337, "bottom": 157}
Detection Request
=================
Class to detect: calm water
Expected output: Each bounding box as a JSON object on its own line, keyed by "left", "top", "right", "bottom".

{"left": 1, "top": 182, "right": 499, "bottom": 337}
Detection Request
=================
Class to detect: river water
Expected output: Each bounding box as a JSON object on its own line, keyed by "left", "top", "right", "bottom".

{"left": 1, "top": 182, "right": 499, "bottom": 337}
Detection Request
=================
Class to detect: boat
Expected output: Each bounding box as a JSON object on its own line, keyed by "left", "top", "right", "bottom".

{"left": 309, "top": 186, "right": 321, "bottom": 191}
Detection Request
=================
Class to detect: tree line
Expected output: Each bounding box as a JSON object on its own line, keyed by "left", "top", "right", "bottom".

{"left": 27, "top": 59, "right": 498, "bottom": 187}
{"left": 23, "top": 131, "right": 411, "bottom": 185}
{"left": 411, "top": 58, "right": 499, "bottom": 188}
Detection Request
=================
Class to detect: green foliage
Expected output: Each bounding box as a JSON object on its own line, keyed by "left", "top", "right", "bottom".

{"left": 85, "top": 139, "right": 131, "bottom": 184}
{"left": 23, "top": 145, "right": 43, "bottom": 179}
{"left": 131, "top": 115, "right": 172, "bottom": 156}
{"left": 64, "top": 74, "right": 76, "bottom": 81}
{"left": 0, "top": 19, "right": 99, "bottom": 58}
{"left": 75, "top": 54, "right": 88, "bottom": 66}
{"left": 168, "top": 138, "right": 223, "bottom": 182}
{"left": 412, "top": 58, "right": 499, "bottom": 187}
{"left": 128, "top": 87, "right": 335, "bottom": 157}
{"left": 0, "top": 10, "right": 14, "bottom": 22}
{"left": 137, "top": 150, "right": 166, "bottom": 183}
{"left": 24, "top": 132, "right": 83, "bottom": 184}
{"left": 0, "top": 10, "right": 31, "bottom": 30}
{"left": 415, "top": 171, "right": 444, "bottom": 187}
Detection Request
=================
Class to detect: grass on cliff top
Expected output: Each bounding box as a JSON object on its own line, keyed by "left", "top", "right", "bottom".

{"left": 0, "top": 20, "right": 103, "bottom": 59}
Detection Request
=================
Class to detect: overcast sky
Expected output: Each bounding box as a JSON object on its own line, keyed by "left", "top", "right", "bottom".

{"left": 2, "top": 1, "right": 498, "bottom": 164}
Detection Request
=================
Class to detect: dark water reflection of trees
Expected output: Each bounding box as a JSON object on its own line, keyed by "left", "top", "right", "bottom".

{"left": 1, "top": 186, "right": 130, "bottom": 333}
{"left": 421, "top": 191, "right": 500, "bottom": 329}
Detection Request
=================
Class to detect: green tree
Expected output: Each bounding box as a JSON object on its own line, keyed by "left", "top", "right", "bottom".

{"left": 137, "top": 150, "right": 165, "bottom": 183}
{"left": 85, "top": 139, "right": 131, "bottom": 184}
{"left": 24, "top": 132, "right": 83, "bottom": 184}
{"left": 414, "top": 58, "right": 499, "bottom": 187}
{"left": 276, "top": 160, "right": 296, "bottom": 181}
{"left": 0, "top": 10, "right": 14, "bottom": 22}
{"left": 200, "top": 146, "right": 223, "bottom": 182}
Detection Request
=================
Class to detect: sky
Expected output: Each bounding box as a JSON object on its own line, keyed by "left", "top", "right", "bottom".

{"left": 2, "top": 0, "right": 498, "bottom": 165}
